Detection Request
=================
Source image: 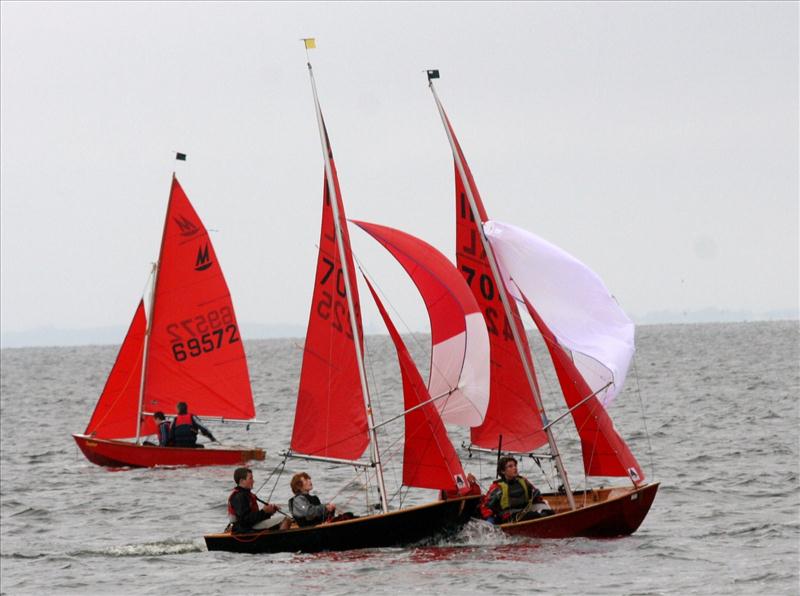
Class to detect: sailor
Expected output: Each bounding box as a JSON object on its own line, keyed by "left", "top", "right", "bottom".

{"left": 153, "top": 411, "right": 172, "bottom": 446}
{"left": 227, "top": 467, "right": 279, "bottom": 532}
{"left": 288, "top": 472, "right": 337, "bottom": 526}
{"left": 170, "top": 401, "right": 216, "bottom": 447}
{"left": 479, "top": 456, "right": 554, "bottom": 524}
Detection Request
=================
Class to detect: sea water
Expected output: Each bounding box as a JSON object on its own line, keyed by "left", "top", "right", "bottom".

{"left": 1, "top": 321, "right": 798, "bottom": 595}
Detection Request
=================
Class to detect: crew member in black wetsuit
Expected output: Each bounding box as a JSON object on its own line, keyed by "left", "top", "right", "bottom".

{"left": 227, "top": 467, "right": 279, "bottom": 532}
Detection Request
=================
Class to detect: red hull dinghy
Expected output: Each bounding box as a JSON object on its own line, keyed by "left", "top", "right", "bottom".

{"left": 73, "top": 176, "right": 264, "bottom": 468}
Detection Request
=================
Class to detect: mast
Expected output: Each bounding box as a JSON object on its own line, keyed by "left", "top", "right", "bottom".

{"left": 134, "top": 262, "right": 157, "bottom": 444}
{"left": 427, "top": 74, "right": 576, "bottom": 509}
{"left": 306, "top": 59, "right": 389, "bottom": 513}
{"left": 136, "top": 173, "right": 174, "bottom": 444}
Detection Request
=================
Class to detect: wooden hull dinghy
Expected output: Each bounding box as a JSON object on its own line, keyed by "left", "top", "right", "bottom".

{"left": 205, "top": 495, "right": 479, "bottom": 554}
{"left": 426, "top": 71, "right": 658, "bottom": 538}
{"left": 203, "top": 51, "right": 491, "bottom": 555}
{"left": 499, "top": 483, "right": 659, "bottom": 539}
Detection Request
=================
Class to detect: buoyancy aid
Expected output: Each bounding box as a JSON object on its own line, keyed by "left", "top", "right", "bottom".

{"left": 172, "top": 413, "right": 196, "bottom": 445}
{"left": 288, "top": 493, "right": 325, "bottom": 527}
{"left": 498, "top": 477, "right": 531, "bottom": 511}
{"left": 227, "top": 486, "right": 258, "bottom": 522}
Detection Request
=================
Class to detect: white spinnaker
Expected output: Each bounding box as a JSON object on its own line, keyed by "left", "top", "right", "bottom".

{"left": 484, "top": 220, "right": 634, "bottom": 406}
{"left": 429, "top": 312, "right": 490, "bottom": 427}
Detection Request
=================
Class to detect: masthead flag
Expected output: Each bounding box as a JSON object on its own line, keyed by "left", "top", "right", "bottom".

{"left": 175, "top": 152, "right": 187, "bottom": 161}
{"left": 303, "top": 38, "right": 316, "bottom": 49}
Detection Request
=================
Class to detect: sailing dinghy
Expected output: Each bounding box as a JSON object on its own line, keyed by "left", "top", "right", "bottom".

{"left": 204, "top": 59, "right": 488, "bottom": 554}
{"left": 427, "top": 71, "right": 658, "bottom": 537}
{"left": 73, "top": 176, "right": 265, "bottom": 468}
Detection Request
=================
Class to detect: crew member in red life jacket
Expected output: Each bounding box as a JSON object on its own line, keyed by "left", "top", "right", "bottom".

{"left": 479, "top": 456, "right": 554, "bottom": 524}
{"left": 153, "top": 411, "right": 171, "bottom": 446}
{"left": 227, "top": 467, "right": 279, "bottom": 533}
{"left": 170, "top": 401, "right": 216, "bottom": 448}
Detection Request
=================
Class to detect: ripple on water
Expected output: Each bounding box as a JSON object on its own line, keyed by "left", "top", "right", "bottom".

{"left": 1, "top": 323, "right": 798, "bottom": 594}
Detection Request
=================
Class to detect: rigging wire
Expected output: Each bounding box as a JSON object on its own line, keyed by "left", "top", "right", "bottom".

{"left": 352, "top": 252, "right": 459, "bottom": 414}
{"left": 256, "top": 455, "right": 288, "bottom": 502}
{"left": 352, "top": 257, "right": 401, "bottom": 493}
{"left": 631, "top": 354, "right": 656, "bottom": 480}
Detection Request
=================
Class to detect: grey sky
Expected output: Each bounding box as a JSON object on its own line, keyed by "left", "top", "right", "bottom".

{"left": 1, "top": 2, "right": 798, "bottom": 346}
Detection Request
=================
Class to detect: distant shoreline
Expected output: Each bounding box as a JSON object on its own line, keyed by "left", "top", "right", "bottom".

{"left": 2, "top": 313, "right": 798, "bottom": 349}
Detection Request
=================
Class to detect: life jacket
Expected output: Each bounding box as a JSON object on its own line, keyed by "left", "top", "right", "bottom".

{"left": 172, "top": 413, "right": 196, "bottom": 446}
{"left": 498, "top": 477, "right": 530, "bottom": 511}
{"left": 227, "top": 486, "right": 258, "bottom": 523}
{"left": 288, "top": 494, "right": 324, "bottom": 527}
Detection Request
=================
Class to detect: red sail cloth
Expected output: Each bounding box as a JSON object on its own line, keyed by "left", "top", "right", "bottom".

{"left": 364, "top": 279, "right": 469, "bottom": 493}
{"left": 352, "top": 220, "right": 479, "bottom": 343}
{"left": 292, "top": 164, "right": 369, "bottom": 459}
{"left": 520, "top": 291, "right": 645, "bottom": 483}
{"left": 443, "top": 114, "right": 546, "bottom": 451}
{"left": 84, "top": 301, "right": 155, "bottom": 439}
{"left": 143, "top": 176, "right": 255, "bottom": 419}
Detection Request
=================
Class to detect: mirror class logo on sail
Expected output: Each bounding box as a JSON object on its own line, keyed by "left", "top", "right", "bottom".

{"left": 173, "top": 214, "right": 214, "bottom": 272}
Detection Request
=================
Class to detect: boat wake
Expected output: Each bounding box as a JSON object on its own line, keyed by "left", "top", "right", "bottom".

{"left": 432, "top": 519, "right": 522, "bottom": 547}
{"left": 72, "top": 539, "right": 205, "bottom": 557}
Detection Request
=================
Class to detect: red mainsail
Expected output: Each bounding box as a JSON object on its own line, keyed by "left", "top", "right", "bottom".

{"left": 365, "top": 279, "right": 468, "bottom": 493}
{"left": 143, "top": 176, "right": 254, "bottom": 419}
{"left": 292, "top": 160, "right": 369, "bottom": 459}
{"left": 84, "top": 301, "right": 154, "bottom": 439}
{"left": 520, "top": 290, "right": 645, "bottom": 484}
{"left": 444, "top": 114, "right": 546, "bottom": 452}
